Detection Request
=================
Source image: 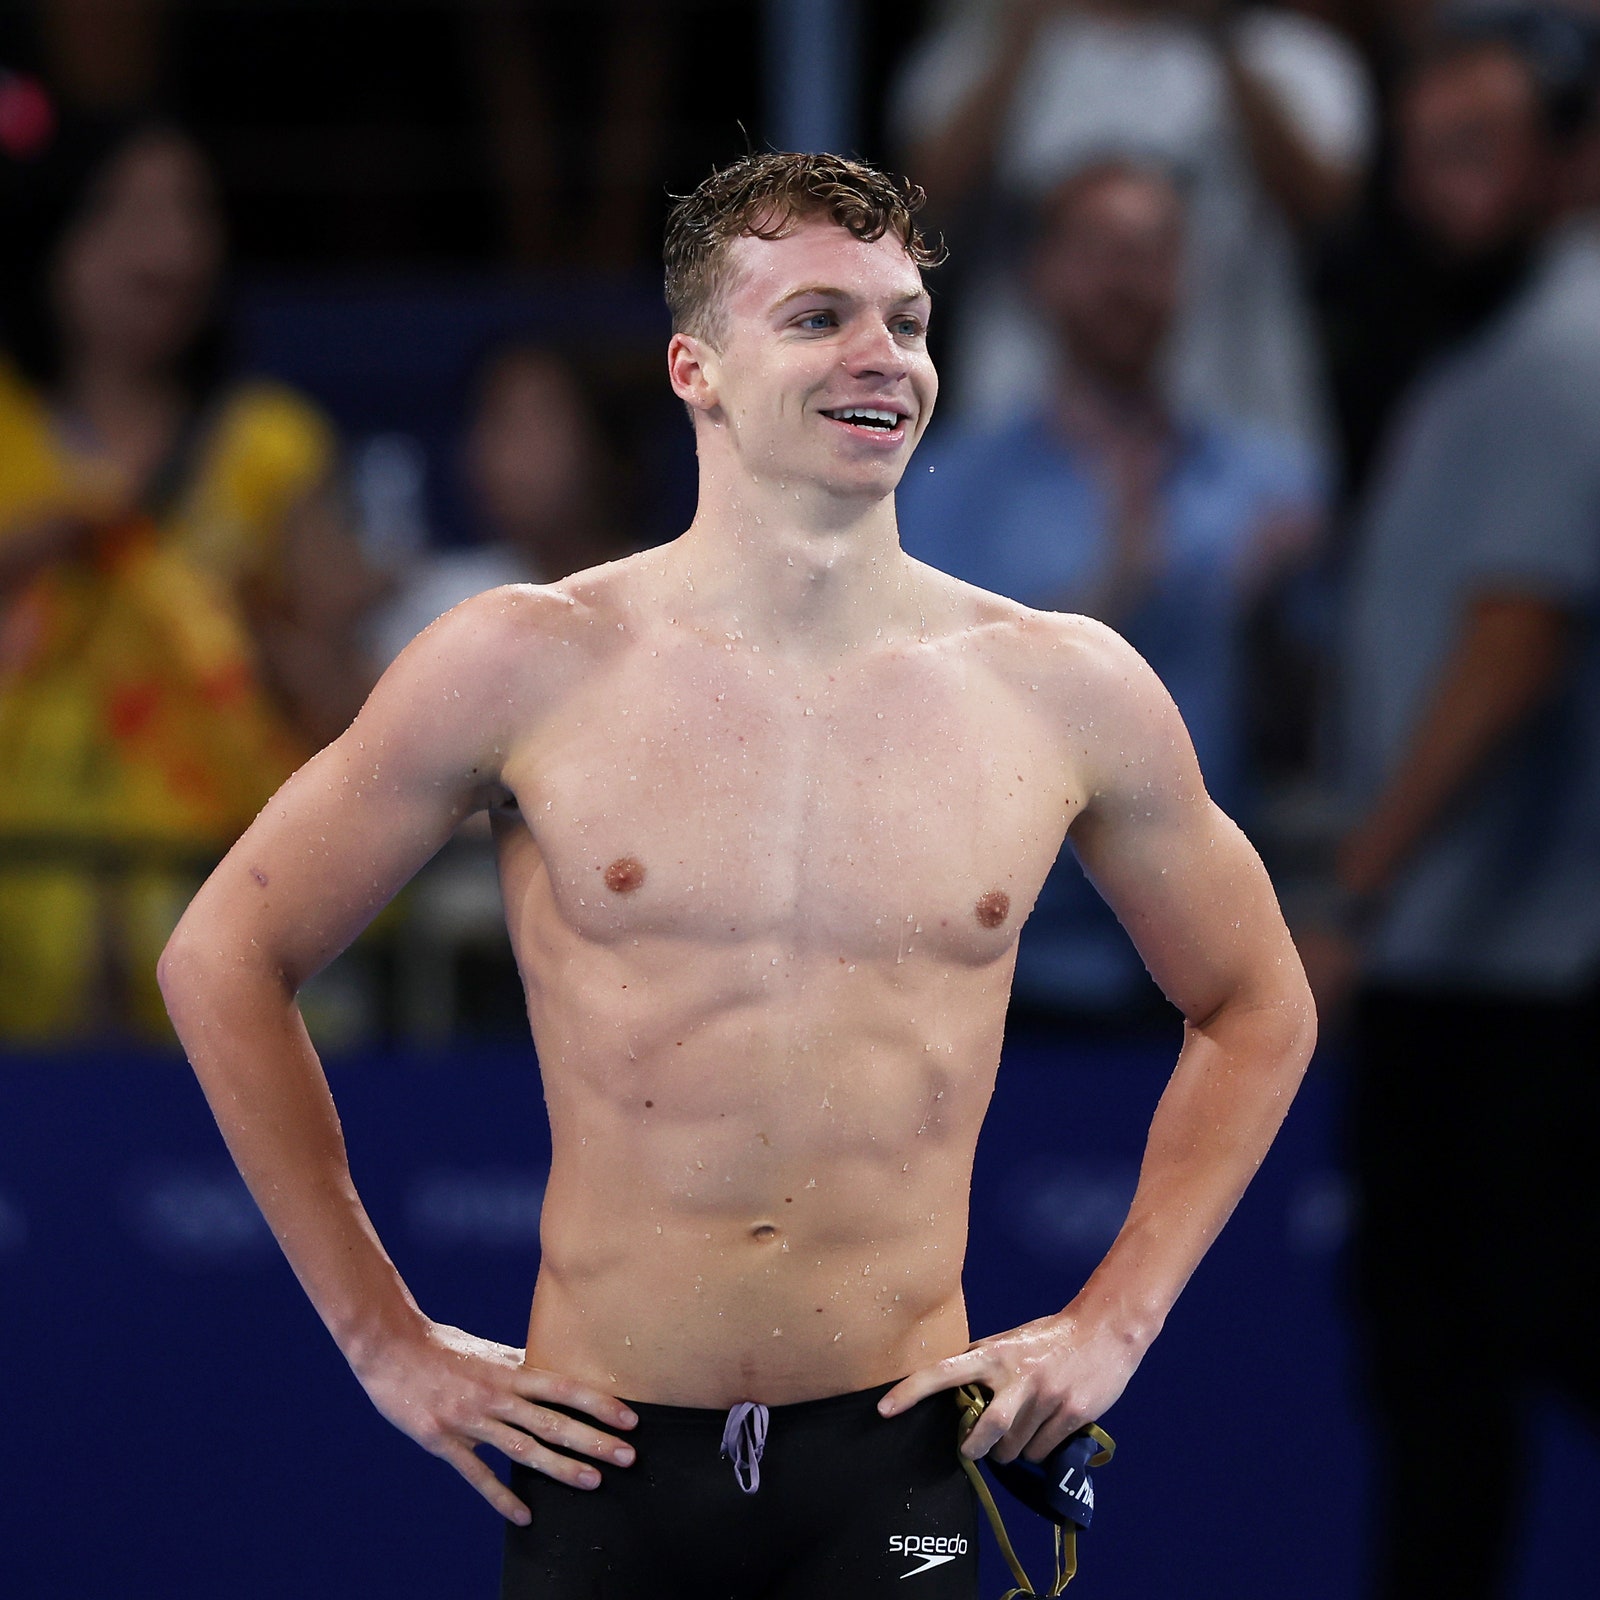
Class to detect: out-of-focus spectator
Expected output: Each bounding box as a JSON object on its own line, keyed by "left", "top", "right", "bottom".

{"left": 892, "top": 0, "right": 1375, "bottom": 446}
{"left": 1310, "top": 14, "right": 1600, "bottom": 1595}
{"left": 368, "top": 343, "right": 635, "bottom": 667}
{"left": 1315, "top": 4, "right": 1598, "bottom": 504}
{"left": 0, "top": 109, "right": 378, "bottom": 1042}
{"left": 3, "top": 1, "right": 764, "bottom": 273}
{"left": 899, "top": 159, "right": 1323, "bottom": 1026}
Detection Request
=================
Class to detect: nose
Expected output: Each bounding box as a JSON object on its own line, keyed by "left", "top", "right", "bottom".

{"left": 840, "top": 316, "right": 908, "bottom": 381}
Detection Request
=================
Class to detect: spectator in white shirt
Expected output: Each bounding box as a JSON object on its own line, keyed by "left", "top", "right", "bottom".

{"left": 892, "top": 0, "right": 1375, "bottom": 448}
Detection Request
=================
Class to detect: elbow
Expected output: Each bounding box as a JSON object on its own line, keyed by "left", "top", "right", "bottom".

{"left": 1272, "top": 950, "right": 1319, "bottom": 1073}
{"left": 1271, "top": 956, "right": 1320, "bottom": 1085}
{"left": 1289, "top": 978, "right": 1319, "bottom": 1073}
{"left": 1190, "top": 967, "right": 1318, "bottom": 1079}
{"left": 156, "top": 919, "right": 206, "bottom": 1028}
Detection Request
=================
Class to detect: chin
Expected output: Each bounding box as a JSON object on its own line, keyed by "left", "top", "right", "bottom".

{"left": 820, "top": 453, "right": 907, "bottom": 492}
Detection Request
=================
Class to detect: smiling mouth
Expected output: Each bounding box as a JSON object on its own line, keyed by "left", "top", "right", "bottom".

{"left": 822, "top": 406, "right": 907, "bottom": 434}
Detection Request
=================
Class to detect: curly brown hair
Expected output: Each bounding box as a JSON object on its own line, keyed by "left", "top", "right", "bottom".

{"left": 663, "top": 151, "right": 945, "bottom": 348}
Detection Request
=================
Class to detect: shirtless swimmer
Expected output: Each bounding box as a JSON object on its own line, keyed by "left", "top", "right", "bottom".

{"left": 159, "top": 152, "right": 1316, "bottom": 1599}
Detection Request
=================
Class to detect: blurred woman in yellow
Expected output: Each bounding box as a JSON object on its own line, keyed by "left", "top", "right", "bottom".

{"left": 0, "top": 108, "right": 379, "bottom": 1041}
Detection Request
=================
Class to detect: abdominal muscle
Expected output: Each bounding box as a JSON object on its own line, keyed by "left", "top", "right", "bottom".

{"left": 519, "top": 953, "right": 1003, "bottom": 1407}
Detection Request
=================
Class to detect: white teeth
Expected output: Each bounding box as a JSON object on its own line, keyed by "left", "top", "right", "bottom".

{"left": 828, "top": 407, "right": 901, "bottom": 428}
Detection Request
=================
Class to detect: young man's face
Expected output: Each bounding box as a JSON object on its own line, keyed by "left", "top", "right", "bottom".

{"left": 684, "top": 216, "right": 937, "bottom": 502}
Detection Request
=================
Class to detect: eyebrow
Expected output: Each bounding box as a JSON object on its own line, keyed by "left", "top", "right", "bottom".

{"left": 769, "top": 283, "right": 931, "bottom": 314}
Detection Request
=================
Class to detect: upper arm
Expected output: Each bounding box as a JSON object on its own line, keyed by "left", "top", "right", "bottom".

{"left": 1059, "top": 622, "right": 1306, "bottom": 1026}
{"left": 165, "top": 590, "right": 539, "bottom": 991}
{"left": 1235, "top": 10, "right": 1376, "bottom": 172}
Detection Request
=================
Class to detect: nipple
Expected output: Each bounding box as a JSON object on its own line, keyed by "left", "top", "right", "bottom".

{"left": 974, "top": 890, "right": 1010, "bottom": 929}
{"left": 604, "top": 857, "right": 646, "bottom": 894}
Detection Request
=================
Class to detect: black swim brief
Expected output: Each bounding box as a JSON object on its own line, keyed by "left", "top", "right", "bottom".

{"left": 499, "top": 1380, "right": 979, "bottom": 1599}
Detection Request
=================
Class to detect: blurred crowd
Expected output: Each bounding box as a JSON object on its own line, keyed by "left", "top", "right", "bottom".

{"left": 2, "top": 3, "right": 1599, "bottom": 1588}
{"left": 892, "top": 11, "right": 1600, "bottom": 1597}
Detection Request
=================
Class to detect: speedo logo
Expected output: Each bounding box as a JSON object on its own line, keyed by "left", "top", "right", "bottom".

{"left": 889, "top": 1533, "right": 970, "bottom": 1578}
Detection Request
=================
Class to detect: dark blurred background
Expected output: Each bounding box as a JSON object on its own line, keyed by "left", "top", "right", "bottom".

{"left": 3, "top": 2, "right": 1598, "bottom": 1596}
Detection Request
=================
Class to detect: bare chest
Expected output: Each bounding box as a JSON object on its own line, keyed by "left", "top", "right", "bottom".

{"left": 503, "top": 642, "right": 1079, "bottom": 961}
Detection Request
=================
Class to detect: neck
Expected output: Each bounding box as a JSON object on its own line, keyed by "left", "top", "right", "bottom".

{"left": 57, "top": 352, "right": 185, "bottom": 428}
{"left": 662, "top": 456, "right": 928, "bottom": 657}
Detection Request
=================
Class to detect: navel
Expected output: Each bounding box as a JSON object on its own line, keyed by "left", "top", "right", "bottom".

{"left": 974, "top": 889, "right": 1011, "bottom": 929}
{"left": 751, "top": 1223, "right": 779, "bottom": 1243}
{"left": 603, "top": 856, "right": 646, "bottom": 894}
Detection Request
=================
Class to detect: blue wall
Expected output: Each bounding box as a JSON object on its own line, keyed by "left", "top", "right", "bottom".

{"left": 2, "top": 1038, "right": 1593, "bottom": 1597}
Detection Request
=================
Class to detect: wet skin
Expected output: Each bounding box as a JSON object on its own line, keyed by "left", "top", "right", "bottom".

{"left": 161, "top": 217, "right": 1313, "bottom": 1522}
{"left": 493, "top": 565, "right": 1077, "bottom": 1405}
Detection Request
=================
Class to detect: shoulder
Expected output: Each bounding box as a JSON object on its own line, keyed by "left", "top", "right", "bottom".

{"left": 345, "top": 578, "right": 609, "bottom": 795}
{"left": 1497, "top": 247, "right": 1600, "bottom": 384}
{"left": 1449, "top": 254, "right": 1600, "bottom": 452}
{"left": 0, "top": 359, "right": 45, "bottom": 430}
{"left": 392, "top": 552, "right": 651, "bottom": 703}
{"left": 929, "top": 572, "right": 1173, "bottom": 715}
{"left": 0, "top": 360, "right": 66, "bottom": 508}
{"left": 955, "top": 598, "right": 1201, "bottom": 799}
{"left": 396, "top": 576, "right": 599, "bottom": 682}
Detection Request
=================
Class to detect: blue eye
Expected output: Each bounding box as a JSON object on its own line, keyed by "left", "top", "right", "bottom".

{"left": 798, "top": 311, "right": 835, "bottom": 330}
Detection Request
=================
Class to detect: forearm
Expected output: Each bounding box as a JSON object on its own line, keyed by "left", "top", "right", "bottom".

{"left": 1072, "top": 988, "right": 1314, "bottom": 1345}
{"left": 159, "top": 939, "right": 424, "bottom": 1370}
{"left": 1220, "top": 46, "right": 1355, "bottom": 231}
{"left": 1340, "top": 596, "right": 1570, "bottom": 898}
{"left": 904, "top": 14, "right": 1037, "bottom": 210}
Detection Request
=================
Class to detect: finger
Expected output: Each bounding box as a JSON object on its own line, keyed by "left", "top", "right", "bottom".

{"left": 988, "top": 1392, "right": 1049, "bottom": 1465}
{"left": 878, "top": 1349, "right": 987, "bottom": 1418}
{"left": 960, "top": 1390, "right": 1022, "bottom": 1460}
{"left": 1021, "top": 1404, "right": 1091, "bottom": 1465}
{"left": 496, "top": 1399, "right": 637, "bottom": 1467}
{"left": 479, "top": 1421, "right": 607, "bottom": 1490}
{"left": 514, "top": 1371, "right": 638, "bottom": 1431}
{"left": 994, "top": 1390, "right": 1087, "bottom": 1464}
{"left": 439, "top": 1439, "right": 535, "bottom": 1525}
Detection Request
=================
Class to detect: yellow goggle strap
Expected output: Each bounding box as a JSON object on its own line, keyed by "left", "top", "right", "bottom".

{"left": 955, "top": 1383, "right": 1096, "bottom": 1598}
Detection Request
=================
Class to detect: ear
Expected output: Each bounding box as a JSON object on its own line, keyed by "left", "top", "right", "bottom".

{"left": 668, "top": 332, "right": 722, "bottom": 419}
